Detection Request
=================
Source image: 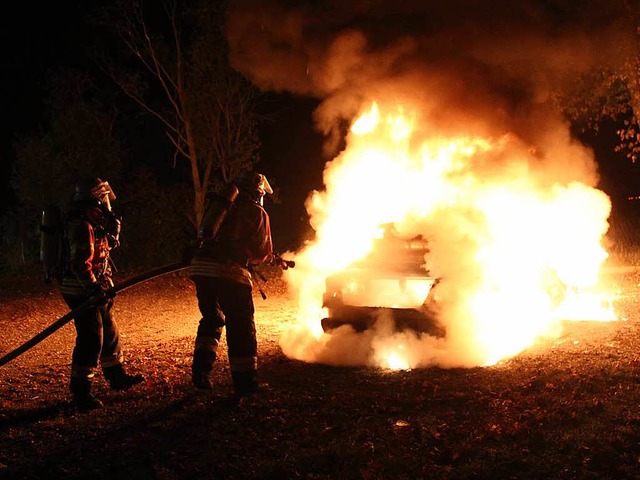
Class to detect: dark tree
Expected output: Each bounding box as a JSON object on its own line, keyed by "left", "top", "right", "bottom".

{"left": 95, "top": 0, "right": 262, "bottom": 227}
{"left": 12, "top": 70, "right": 123, "bottom": 210}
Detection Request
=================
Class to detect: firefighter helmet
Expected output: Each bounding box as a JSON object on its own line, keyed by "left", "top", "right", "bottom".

{"left": 236, "top": 172, "right": 273, "bottom": 205}
{"left": 73, "top": 177, "right": 116, "bottom": 210}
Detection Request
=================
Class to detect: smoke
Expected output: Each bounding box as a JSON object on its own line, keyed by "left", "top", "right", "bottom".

{"left": 227, "top": 0, "right": 636, "bottom": 144}
{"left": 227, "top": 0, "right": 635, "bottom": 368}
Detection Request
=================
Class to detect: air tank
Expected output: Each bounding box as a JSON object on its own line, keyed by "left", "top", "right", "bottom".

{"left": 197, "top": 183, "right": 240, "bottom": 247}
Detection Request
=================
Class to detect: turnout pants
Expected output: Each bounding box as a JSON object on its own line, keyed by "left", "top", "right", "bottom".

{"left": 192, "top": 276, "right": 258, "bottom": 388}
{"left": 63, "top": 294, "right": 123, "bottom": 381}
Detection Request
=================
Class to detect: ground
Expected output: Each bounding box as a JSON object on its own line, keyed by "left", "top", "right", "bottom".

{"left": 1, "top": 267, "right": 640, "bottom": 480}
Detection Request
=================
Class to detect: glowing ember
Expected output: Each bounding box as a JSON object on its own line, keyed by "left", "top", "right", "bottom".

{"left": 280, "top": 101, "right": 617, "bottom": 369}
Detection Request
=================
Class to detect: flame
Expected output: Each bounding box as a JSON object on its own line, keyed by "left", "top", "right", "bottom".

{"left": 378, "top": 344, "right": 411, "bottom": 371}
{"left": 280, "top": 101, "right": 617, "bottom": 369}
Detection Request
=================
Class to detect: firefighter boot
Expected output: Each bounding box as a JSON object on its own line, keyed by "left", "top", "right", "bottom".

{"left": 232, "top": 371, "right": 259, "bottom": 397}
{"left": 70, "top": 377, "right": 103, "bottom": 412}
{"left": 191, "top": 358, "right": 213, "bottom": 389}
{"left": 192, "top": 368, "right": 213, "bottom": 389}
{"left": 192, "top": 348, "right": 216, "bottom": 389}
{"left": 103, "top": 364, "right": 144, "bottom": 390}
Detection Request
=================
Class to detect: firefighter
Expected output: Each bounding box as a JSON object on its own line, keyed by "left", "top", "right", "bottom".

{"left": 189, "top": 172, "right": 273, "bottom": 396}
{"left": 61, "top": 177, "right": 143, "bottom": 411}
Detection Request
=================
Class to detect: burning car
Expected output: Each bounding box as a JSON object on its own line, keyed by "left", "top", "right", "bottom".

{"left": 321, "top": 225, "right": 446, "bottom": 336}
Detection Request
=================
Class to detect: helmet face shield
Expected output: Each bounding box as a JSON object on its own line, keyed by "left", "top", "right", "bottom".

{"left": 258, "top": 174, "right": 273, "bottom": 196}
{"left": 256, "top": 174, "right": 273, "bottom": 206}
{"left": 96, "top": 181, "right": 116, "bottom": 211}
{"left": 102, "top": 195, "right": 112, "bottom": 211}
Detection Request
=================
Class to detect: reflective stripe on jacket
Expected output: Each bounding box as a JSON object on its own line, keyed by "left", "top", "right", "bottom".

{"left": 190, "top": 258, "right": 253, "bottom": 286}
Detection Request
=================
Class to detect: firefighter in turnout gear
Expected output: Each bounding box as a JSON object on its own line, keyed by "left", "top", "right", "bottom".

{"left": 61, "top": 177, "right": 143, "bottom": 411}
{"left": 190, "top": 172, "right": 273, "bottom": 396}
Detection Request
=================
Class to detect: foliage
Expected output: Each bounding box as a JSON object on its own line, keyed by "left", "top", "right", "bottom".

{"left": 559, "top": 57, "right": 640, "bottom": 162}
{"left": 114, "top": 169, "right": 192, "bottom": 269}
{"left": 93, "top": 0, "right": 263, "bottom": 226}
{"left": 0, "top": 207, "right": 29, "bottom": 273}
{"left": 11, "top": 69, "right": 123, "bottom": 211}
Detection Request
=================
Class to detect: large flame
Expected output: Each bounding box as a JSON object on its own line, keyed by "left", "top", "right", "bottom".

{"left": 280, "top": 101, "right": 616, "bottom": 370}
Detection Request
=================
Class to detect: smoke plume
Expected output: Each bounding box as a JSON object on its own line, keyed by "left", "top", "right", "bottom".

{"left": 228, "top": 0, "right": 636, "bottom": 147}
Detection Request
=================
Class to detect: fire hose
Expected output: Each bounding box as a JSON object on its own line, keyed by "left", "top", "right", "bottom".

{"left": 0, "top": 262, "right": 190, "bottom": 368}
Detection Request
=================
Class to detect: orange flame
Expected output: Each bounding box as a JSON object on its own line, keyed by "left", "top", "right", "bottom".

{"left": 280, "top": 101, "right": 617, "bottom": 369}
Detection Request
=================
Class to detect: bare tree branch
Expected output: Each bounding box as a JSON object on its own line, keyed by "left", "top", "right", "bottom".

{"left": 96, "top": 0, "right": 261, "bottom": 225}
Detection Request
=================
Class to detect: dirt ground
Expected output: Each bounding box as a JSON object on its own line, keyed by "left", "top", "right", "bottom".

{"left": 1, "top": 267, "right": 640, "bottom": 480}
